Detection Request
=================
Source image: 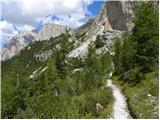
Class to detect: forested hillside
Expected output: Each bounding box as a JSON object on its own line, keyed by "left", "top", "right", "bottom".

{"left": 2, "top": 31, "right": 114, "bottom": 118}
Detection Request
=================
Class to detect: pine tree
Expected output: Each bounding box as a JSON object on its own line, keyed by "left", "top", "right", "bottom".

{"left": 94, "top": 35, "right": 104, "bottom": 48}
{"left": 55, "top": 33, "right": 71, "bottom": 79}
{"left": 133, "top": 2, "right": 159, "bottom": 72}
{"left": 44, "top": 56, "right": 60, "bottom": 94}
{"left": 113, "top": 39, "right": 123, "bottom": 74}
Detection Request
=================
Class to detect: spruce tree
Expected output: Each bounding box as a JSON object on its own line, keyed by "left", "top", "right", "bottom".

{"left": 133, "top": 2, "right": 159, "bottom": 72}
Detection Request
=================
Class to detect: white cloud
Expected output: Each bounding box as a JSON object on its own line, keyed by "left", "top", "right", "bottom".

{"left": 40, "top": 15, "right": 54, "bottom": 25}
{"left": 15, "top": 25, "right": 34, "bottom": 32}
{"left": 41, "top": 13, "right": 86, "bottom": 28}
{"left": 0, "top": 20, "right": 35, "bottom": 47}
{"left": 0, "top": 20, "right": 18, "bottom": 46}
{"left": 53, "top": 14, "right": 86, "bottom": 28}
{"left": 0, "top": 21, "right": 17, "bottom": 35}
{"left": 1, "top": 0, "right": 94, "bottom": 28}
{"left": 0, "top": 0, "right": 100, "bottom": 46}
{"left": 0, "top": 21, "right": 18, "bottom": 36}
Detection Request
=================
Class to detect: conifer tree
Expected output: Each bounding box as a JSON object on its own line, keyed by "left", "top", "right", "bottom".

{"left": 133, "top": 2, "right": 159, "bottom": 72}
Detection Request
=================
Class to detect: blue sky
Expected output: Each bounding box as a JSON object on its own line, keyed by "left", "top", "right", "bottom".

{"left": 0, "top": 0, "right": 105, "bottom": 47}
{"left": 35, "top": 1, "right": 104, "bottom": 30}
{"left": 87, "top": 1, "right": 104, "bottom": 17}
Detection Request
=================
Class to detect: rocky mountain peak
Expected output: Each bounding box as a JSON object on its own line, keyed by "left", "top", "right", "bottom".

{"left": 1, "top": 30, "right": 38, "bottom": 61}
{"left": 1, "top": 23, "right": 67, "bottom": 61}
{"left": 93, "top": 1, "right": 134, "bottom": 31}
{"left": 35, "top": 23, "right": 66, "bottom": 41}
{"left": 68, "top": 1, "right": 135, "bottom": 59}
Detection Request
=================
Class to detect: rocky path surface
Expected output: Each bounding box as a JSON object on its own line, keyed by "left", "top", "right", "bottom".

{"left": 106, "top": 72, "right": 132, "bottom": 119}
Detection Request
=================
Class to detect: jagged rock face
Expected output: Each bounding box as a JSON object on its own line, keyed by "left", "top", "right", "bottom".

{"left": 1, "top": 23, "right": 67, "bottom": 61}
{"left": 105, "top": 1, "right": 127, "bottom": 31}
{"left": 1, "top": 48, "right": 15, "bottom": 61}
{"left": 1, "top": 30, "right": 38, "bottom": 61}
{"left": 152, "top": 1, "right": 159, "bottom": 11}
{"left": 93, "top": 1, "right": 134, "bottom": 31}
{"left": 36, "top": 23, "right": 66, "bottom": 41}
{"left": 68, "top": 29, "right": 122, "bottom": 58}
{"left": 34, "top": 50, "right": 53, "bottom": 62}
{"left": 74, "top": 18, "right": 94, "bottom": 33}
{"left": 68, "top": 1, "right": 135, "bottom": 59}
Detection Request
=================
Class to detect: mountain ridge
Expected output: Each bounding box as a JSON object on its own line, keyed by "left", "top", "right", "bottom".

{"left": 1, "top": 23, "right": 67, "bottom": 61}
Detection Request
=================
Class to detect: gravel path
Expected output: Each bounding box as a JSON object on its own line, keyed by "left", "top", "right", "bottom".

{"left": 107, "top": 72, "right": 132, "bottom": 119}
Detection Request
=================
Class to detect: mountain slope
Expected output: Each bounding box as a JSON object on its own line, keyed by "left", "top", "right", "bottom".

{"left": 35, "top": 23, "right": 67, "bottom": 41}
{"left": 1, "top": 30, "right": 38, "bottom": 61}
{"left": 1, "top": 23, "right": 67, "bottom": 61}
{"left": 68, "top": 1, "right": 135, "bottom": 58}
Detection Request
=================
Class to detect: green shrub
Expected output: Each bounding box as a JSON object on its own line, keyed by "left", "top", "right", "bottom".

{"left": 94, "top": 35, "right": 104, "bottom": 48}
{"left": 128, "top": 66, "right": 144, "bottom": 85}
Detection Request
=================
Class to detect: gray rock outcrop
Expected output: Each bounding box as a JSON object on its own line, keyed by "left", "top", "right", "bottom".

{"left": 1, "top": 23, "right": 67, "bottom": 61}
{"left": 1, "top": 30, "right": 38, "bottom": 61}
{"left": 35, "top": 23, "right": 66, "bottom": 41}
{"left": 92, "top": 1, "right": 135, "bottom": 31}
{"left": 68, "top": 1, "right": 134, "bottom": 58}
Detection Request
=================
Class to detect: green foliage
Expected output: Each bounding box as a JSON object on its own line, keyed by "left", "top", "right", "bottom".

{"left": 2, "top": 83, "right": 17, "bottom": 118}
{"left": 44, "top": 56, "right": 60, "bottom": 94}
{"left": 55, "top": 32, "right": 72, "bottom": 79}
{"left": 113, "top": 33, "right": 136, "bottom": 75}
{"left": 113, "top": 39, "right": 122, "bottom": 74}
{"left": 83, "top": 45, "right": 112, "bottom": 91}
{"left": 113, "top": 2, "right": 158, "bottom": 85}
{"left": 94, "top": 35, "right": 104, "bottom": 48}
{"left": 133, "top": 2, "right": 159, "bottom": 72}
{"left": 75, "top": 31, "right": 86, "bottom": 40}
{"left": 67, "top": 57, "right": 84, "bottom": 71}
{"left": 2, "top": 31, "right": 113, "bottom": 118}
{"left": 128, "top": 66, "right": 144, "bottom": 85}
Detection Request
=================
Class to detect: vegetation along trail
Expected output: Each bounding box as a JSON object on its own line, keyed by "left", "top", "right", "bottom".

{"left": 106, "top": 72, "right": 132, "bottom": 119}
